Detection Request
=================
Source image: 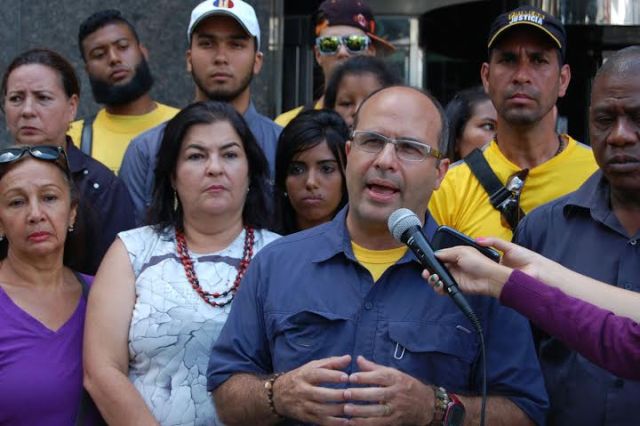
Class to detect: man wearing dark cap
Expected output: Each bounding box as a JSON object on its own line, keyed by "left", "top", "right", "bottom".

{"left": 430, "top": 6, "right": 597, "bottom": 241}
{"left": 275, "top": 0, "right": 394, "bottom": 126}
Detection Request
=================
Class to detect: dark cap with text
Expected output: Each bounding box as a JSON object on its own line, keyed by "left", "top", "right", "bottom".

{"left": 487, "top": 6, "right": 566, "bottom": 59}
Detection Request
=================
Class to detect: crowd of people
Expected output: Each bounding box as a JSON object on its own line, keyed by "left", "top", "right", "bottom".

{"left": 0, "top": 0, "right": 638, "bottom": 425}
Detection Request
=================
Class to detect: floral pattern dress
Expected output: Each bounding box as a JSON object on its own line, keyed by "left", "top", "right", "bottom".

{"left": 119, "top": 226, "right": 280, "bottom": 425}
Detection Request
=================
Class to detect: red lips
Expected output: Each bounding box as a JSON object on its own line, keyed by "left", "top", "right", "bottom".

{"left": 27, "top": 231, "right": 50, "bottom": 243}
{"left": 365, "top": 178, "right": 400, "bottom": 203}
{"left": 205, "top": 184, "right": 225, "bottom": 193}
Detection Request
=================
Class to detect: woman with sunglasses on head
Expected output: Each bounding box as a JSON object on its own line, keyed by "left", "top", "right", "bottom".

{"left": 2, "top": 48, "right": 135, "bottom": 275}
{"left": 422, "top": 237, "right": 640, "bottom": 380}
{"left": 84, "top": 101, "right": 279, "bottom": 425}
{"left": 324, "top": 55, "right": 401, "bottom": 130}
{"left": 0, "top": 146, "right": 100, "bottom": 424}
{"left": 274, "top": 109, "right": 349, "bottom": 235}
{"left": 445, "top": 86, "right": 497, "bottom": 162}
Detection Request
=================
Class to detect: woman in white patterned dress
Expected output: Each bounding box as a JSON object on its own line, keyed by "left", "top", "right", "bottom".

{"left": 83, "top": 101, "right": 279, "bottom": 425}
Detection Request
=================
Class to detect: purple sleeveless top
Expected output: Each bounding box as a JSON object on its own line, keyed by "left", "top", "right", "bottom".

{"left": 0, "top": 285, "right": 86, "bottom": 425}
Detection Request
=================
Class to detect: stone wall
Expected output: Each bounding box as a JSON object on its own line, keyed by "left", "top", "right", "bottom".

{"left": 0, "top": 0, "right": 279, "bottom": 145}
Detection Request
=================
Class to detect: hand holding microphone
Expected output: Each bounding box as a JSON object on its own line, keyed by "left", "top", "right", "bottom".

{"left": 388, "top": 209, "right": 486, "bottom": 425}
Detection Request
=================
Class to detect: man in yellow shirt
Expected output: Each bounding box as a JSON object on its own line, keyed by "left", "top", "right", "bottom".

{"left": 430, "top": 6, "right": 598, "bottom": 241}
{"left": 275, "top": 0, "right": 393, "bottom": 127}
{"left": 68, "top": 9, "right": 178, "bottom": 173}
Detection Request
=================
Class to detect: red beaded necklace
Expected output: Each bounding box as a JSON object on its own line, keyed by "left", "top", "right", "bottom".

{"left": 175, "top": 226, "right": 255, "bottom": 308}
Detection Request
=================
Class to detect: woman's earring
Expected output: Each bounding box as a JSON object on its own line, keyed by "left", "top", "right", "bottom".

{"left": 0, "top": 234, "right": 4, "bottom": 241}
{"left": 173, "top": 190, "right": 179, "bottom": 210}
{"left": 68, "top": 224, "right": 74, "bottom": 232}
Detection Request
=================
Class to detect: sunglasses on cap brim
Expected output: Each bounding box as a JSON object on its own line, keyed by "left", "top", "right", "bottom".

{"left": 315, "top": 35, "right": 371, "bottom": 55}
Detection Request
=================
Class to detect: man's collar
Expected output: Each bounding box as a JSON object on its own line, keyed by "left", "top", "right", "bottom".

{"left": 65, "top": 136, "right": 89, "bottom": 174}
{"left": 243, "top": 101, "right": 258, "bottom": 119}
{"left": 563, "top": 169, "right": 609, "bottom": 217}
{"left": 311, "top": 206, "right": 437, "bottom": 266}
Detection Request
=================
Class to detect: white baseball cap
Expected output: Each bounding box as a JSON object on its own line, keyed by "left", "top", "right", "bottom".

{"left": 187, "top": 0, "right": 261, "bottom": 50}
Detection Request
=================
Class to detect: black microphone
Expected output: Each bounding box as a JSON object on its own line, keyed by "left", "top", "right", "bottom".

{"left": 388, "top": 209, "right": 488, "bottom": 426}
{"left": 387, "top": 208, "right": 477, "bottom": 323}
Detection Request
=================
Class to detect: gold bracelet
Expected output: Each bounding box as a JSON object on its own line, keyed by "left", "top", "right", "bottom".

{"left": 264, "top": 373, "right": 284, "bottom": 417}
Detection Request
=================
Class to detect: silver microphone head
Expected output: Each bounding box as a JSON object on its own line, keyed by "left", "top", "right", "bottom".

{"left": 388, "top": 208, "right": 421, "bottom": 242}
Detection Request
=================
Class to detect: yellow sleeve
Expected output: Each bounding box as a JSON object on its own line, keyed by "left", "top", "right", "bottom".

{"left": 429, "top": 166, "right": 462, "bottom": 228}
{"left": 274, "top": 106, "right": 304, "bottom": 127}
{"left": 67, "top": 119, "right": 84, "bottom": 147}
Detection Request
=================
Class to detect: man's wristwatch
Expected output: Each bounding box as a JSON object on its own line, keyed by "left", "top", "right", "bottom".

{"left": 431, "top": 386, "right": 465, "bottom": 426}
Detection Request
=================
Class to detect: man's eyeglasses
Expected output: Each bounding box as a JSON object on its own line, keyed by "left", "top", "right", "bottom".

{"left": 494, "top": 169, "right": 529, "bottom": 229}
{"left": 0, "top": 145, "right": 71, "bottom": 177}
{"left": 351, "top": 131, "right": 442, "bottom": 162}
{"left": 315, "top": 35, "right": 370, "bottom": 55}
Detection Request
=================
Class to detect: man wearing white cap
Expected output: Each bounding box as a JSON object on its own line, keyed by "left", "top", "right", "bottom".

{"left": 120, "top": 0, "right": 282, "bottom": 225}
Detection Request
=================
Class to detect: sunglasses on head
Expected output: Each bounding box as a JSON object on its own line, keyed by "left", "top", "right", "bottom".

{"left": 315, "top": 35, "right": 371, "bottom": 55}
{"left": 0, "top": 145, "right": 71, "bottom": 177}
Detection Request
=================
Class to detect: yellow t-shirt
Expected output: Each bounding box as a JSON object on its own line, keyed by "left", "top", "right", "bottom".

{"left": 274, "top": 100, "right": 324, "bottom": 127}
{"left": 68, "top": 103, "right": 179, "bottom": 173}
{"left": 429, "top": 136, "right": 598, "bottom": 241}
{"left": 352, "top": 241, "right": 407, "bottom": 282}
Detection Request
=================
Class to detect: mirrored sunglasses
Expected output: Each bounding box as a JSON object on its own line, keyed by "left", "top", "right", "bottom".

{"left": 315, "top": 35, "right": 371, "bottom": 55}
{"left": 0, "top": 145, "right": 71, "bottom": 177}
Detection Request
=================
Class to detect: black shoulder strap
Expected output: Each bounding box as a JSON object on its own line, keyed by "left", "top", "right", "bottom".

{"left": 464, "top": 148, "right": 525, "bottom": 229}
{"left": 300, "top": 99, "right": 318, "bottom": 113}
{"left": 80, "top": 115, "right": 96, "bottom": 156}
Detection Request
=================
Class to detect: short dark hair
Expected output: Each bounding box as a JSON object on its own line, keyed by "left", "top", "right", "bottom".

{"left": 1, "top": 48, "right": 80, "bottom": 111}
{"left": 353, "top": 85, "right": 449, "bottom": 157}
{"left": 594, "top": 45, "right": 640, "bottom": 81}
{"left": 78, "top": 9, "right": 140, "bottom": 61}
{"left": 273, "top": 109, "right": 349, "bottom": 235}
{"left": 444, "top": 85, "right": 491, "bottom": 161}
{"left": 324, "top": 55, "right": 402, "bottom": 110}
{"left": 0, "top": 150, "right": 85, "bottom": 268}
{"left": 148, "top": 101, "right": 271, "bottom": 232}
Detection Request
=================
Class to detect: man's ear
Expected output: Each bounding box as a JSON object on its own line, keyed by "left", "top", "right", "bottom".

{"left": 185, "top": 49, "right": 193, "bottom": 73}
{"left": 140, "top": 44, "right": 150, "bottom": 61}
{"left": 253, "top": 51, "right": 263, "bottom": 76}
{"left": 314, "top": 45, "right": 322, "bottom": 65}
{"left": 433, "top": 158, "right": 450, "bottom": 191}
{"left": 558, "top": 64, "right": 571, "bottom": 98}
{"left": 480, "top": 62, "right": 490, "bottom": 94}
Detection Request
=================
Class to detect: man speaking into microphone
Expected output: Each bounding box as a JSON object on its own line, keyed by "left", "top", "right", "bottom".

{"left": 207, "top": 86, "right": 548, "bottom": 425}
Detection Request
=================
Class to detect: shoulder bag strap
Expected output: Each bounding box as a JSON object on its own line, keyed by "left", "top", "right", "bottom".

{"left": 463, "top": 148, "right": 525, "bottom": 229}
{"left": 80, "top": 115, "right": 96, "bottom": 156}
